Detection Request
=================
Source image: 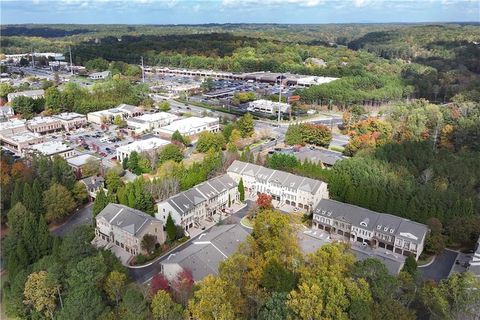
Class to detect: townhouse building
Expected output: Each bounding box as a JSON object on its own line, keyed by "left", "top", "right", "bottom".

{"left": 156, "top": 174, "right": 238, "bottom": 231}
{"left": 227, "top": 160, "right": 329, "bottom": 212}
{"left": 312, "top": 199, "right": 428, "bottom": 260}
{"left": 95, "top": 203, "right": 166, "bottom": 256}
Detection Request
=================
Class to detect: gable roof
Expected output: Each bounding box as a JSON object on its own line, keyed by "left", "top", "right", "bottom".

{"left": 97, "top": 203, "right": 159, "bottom": 237}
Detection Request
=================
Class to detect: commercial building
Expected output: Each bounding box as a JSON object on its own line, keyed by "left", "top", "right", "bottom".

{"left": 53, "top": 112, "right": 88, "bottom": 131}
{"left": 126, "top": 112, "right": 179, "bottom": 134}
{"left": 0, "top": 119, "right": 28, "bottom": 136}
{"left": 248, "top": 99, "right": 290, "bottom": 114}
{"left": 155, "top": 116, "right": 219, "bottom": 137}
{"left": 87, "top": 104, "right": 144, "bottom": 125}
{"left": 296, "top": 76, "right": 338, "bottom": 87}
{"left": 160, "top": 224, "right": 249, "bottom": 282}
{"left": 116, "top": 137, "right": 170, "bottom": 163}
{"left": 89, "top": 71, "right": 111, "bottom": 80}
{"left": 156, "top": 174, "right": 238, "bottom": 231}
{"left": 66, "top": 153, "right": 102, "bottom": 177}
{"left": 312, "top": 199, "right": 429, "bottom": 260}
{"left": 27, "top": 116, "right": 63, "bottom": 135}
{"left": 7, "top": 89, "right": 45, "bottom": 102}
{"left": 27, "top": 141, "right": 75, "bottom": 159}
{"left": 0, "top": 131, "right": 44, "bottom": 155}
{"left": 227, "top": 160, "right": 329, "bottom": 212}
{"left": 95, "top": 203, "right": 166, "bottom": 257}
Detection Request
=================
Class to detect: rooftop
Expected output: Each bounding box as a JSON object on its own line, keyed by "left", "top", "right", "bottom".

{"left": 66, "top": 153, "right": 101, "bottom": 167}
{"left": 97, "top": 203, "right": 159, "bottom": 237}
{"left": 8, "top": 89, "right": 45, "bottom": 98}
{"left": 117, "top": 137, "right": 170, "bottom": 154}
{"left": 158, "top": 116, "right": 219, "bottom": 133}
{"left": 53, "top": 112, "right": 86, "bottom": 121}
{"left": 29, "top": 141, "right": 73, "bottom": 156}
{"left": 27, "top": 116, "right": 61, "bottom": 126}
{"left": 0, "top": 119, "right": 27, "bottom": 131}
{"left": 2, "top": 131, "right": 42, "bottom": 143}
{"left": 128, "top": 112, "right": 178, "bottom": 124}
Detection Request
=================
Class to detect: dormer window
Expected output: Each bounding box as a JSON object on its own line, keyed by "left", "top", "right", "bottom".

{"left": 390, "top": 228, "right": 394, "bottom": 233}
{"left": 360, "top": 221, "right": 367, "bottom": 227}
{"left": 327, "top": 211, "right": 332, "bottom": 216}
{"left": 377, "top": 225, "right": 381, "bottom": 230}
{"left": 384, "top": 227, "right": 389, "bottom": 232}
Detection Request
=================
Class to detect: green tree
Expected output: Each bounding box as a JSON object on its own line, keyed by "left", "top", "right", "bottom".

{"left": 10, "top": 180, "right": 24, "bottom": 208}
{"left": 92, "top": 189, "right": 108, "bottom": 216}
{"left": 85, "top": 57, "right": 109, "bottom": 71}
{"left": 82, "top": 158, "right": 101, "bottom": 177}
{"left": 158, "top": 144, "right": 184, "bottom": 164}
{"left": 127, "top": 151, "right": 141, "bottom": 175}
{"left": 165, "top": 213, "right": 176, "bottom": 242}
{"left": 141, "top": 234, "right": 157, "bottom": 255}
{"left": 402, "top": 256, "right": 418, "bottom": 277}
{"left": 37, "top": 215, "right": 53, "bottom": 257}
{"left": 43, "top": 183, "right": 76, "bottom": 222}
{"left": 104, "top": 271, "right": 127, "bottom": 307}
{"left": 0, "top": 82, "right": 15, "bottom": 99}
{"left": 23, "top": 271, "right": 58, "bottom": 319}
{"left": 171, "top": 130, "right": 188, "bottom": 146}
{"left": 119, "top": 287, "right": 149, "bottom": 320}
{"left": 196, "top": 132, "right": 225, "bottom": 153}
{"left": 151, "top": 290, "right": 183, "bottom": 320}
{"left": 261, "top": 257, "right": 297, "bottom": 292}
{"left": 11, "top": 96, "right": 37, "bottom": 119}
{"left": 72, "top": 181, "right": 89, "bottom": 205}
{"left": 257, "top": 292, "right": 290, "bottom": 320}
{"left": 238, "top": 178, "right": 245, "bottom": 202}
{"left": 158, "top": 101, "right": 171, "bottom": 112}
{"left": 237, "top": 113, "right": 254, "bottom": 138}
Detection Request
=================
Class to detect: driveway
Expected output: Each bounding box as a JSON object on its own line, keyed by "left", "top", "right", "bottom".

{"left": 128, "top": 200, "right": 254, "bottom": 283}
{"left": 51, "top": 203, "right": 93, "bottom": 237}
{"left": 420, "top": 249, "right": 458, "bottom": 282}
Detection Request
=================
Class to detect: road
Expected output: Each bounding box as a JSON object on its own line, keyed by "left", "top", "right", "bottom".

{"left": 419, "top": 249, "right": 458, "bottom": 282}
{"left": 51, "top": 203, "right": 93, "bottom": 237}
{"left": 128, "top": 201, "right": 254, "bottom": 283}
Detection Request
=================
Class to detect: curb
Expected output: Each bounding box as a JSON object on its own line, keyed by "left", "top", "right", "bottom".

{"left": 240, "top": 216, "right": 254, "bottom": 230}
{"left": 418, "top": 255, "right": 437, "bottom": 268}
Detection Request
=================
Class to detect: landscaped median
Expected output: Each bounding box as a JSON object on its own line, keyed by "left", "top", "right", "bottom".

{"left": 240, "top": 215, "right": 254, "bottom": 229}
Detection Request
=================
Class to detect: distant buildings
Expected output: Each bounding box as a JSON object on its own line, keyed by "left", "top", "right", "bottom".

{"left": 248, "top": 99, "right": 290, "bottom": 115}
{"left": 89, "top": 70, "right": 111, "bottom": 80}
{"left": 7, "top": 89, "right": 45, "bottom": 102}
{"left": 227, "top": 160, "right": 329, "bottom": 212}
{"left": 161, "top": 224, "right": 249, "bottom": 282}
{"left": 95, "top": 203, "right": 166, "bottom": 257}
{"left": 126, "top": 112, "right": 179, "bottom": 134}
{"left": 116, "top": 137, "right": 170, "bottom": 162}
{"left": 155, "top": 116, "right": 219, "bottom": 137}
{"left": 312, "top": 199, "right": 428, "bottom": 260}
{"left": 87, "top": 104, "right": 144, "bottom": 124}
{"left": 156, "top": 174, "right": 238, "bottom": 231}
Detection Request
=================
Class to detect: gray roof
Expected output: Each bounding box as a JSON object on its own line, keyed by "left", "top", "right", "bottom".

{"left": 227, "top": 160, "right": 327, "bottom": 195}
{"left": 352, "top": 247, "right": 404, "bottom": 275}
{"left": 97, "top": 203, "right": 159, "bottom": 236}
{"left": 162, "top": 224, "right": 249, "bottom": 281}
{"left": 313, "top": 199, "right": 428, "bottom": 242}
{"left": 80, "top": 176, "right": 104, "bottom": 190}
{"left": 292, "top": 148, "right": 345, "bottom": 166}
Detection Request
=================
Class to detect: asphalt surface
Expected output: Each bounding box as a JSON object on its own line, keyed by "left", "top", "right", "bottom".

{"left": 128, "top": 200, "right": 254, "bottom": 284}
{"left": 51, "top": 203, "right": 93, "bottom": 237}
{"left": 420, "top": 249, "right": 458, "bottom": 282}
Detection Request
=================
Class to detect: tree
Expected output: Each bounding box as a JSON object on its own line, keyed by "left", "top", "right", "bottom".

{"left": 10, "top": 180, "right": 23, "bottom": 208}
{"left": 151, "top": 290, "right": 183, "bottom": 320}
{"left": 12, "top": 96, "right": 37, "bottom": 119}
{"left": 256, "top": 193, "right": 273, "bottom": 210}
{"left": 402, "top": 256, "right": 418, "bottom": 277}
{"left": 238, "top": 178, "right": 245, "bottom": 202}
{"left": 119, "top": 287, "right": 149, "bottom": 320}
{"left": 165, "top": 213, "right": 177, "bottom": 242}
{"left": 257, "top": 292, "right": 290, "bottom": 320}
{"left": 127, "top": 151, "right": 141, "bottom": 175}
{"left": 196, "top": 132, "right": 225, "bottom": 153}
{"left": 104, "top": 271, "right": 127, "bottom": 307}
{"left": 171, "top": 270, "right": 194, "bottom": 307}
{"left": 171, "top": 130, "right": 188, "bottom": 146}
{"left": 201, "top": 77, "right": 214, "bottom": 91}
{"left": 85, "top": 57, "right": 109, "bottom": 71}
{"left": 72, "top": 181, "right": 89, "bottom": 205}
{"left": 141, "top": 234, "right": 157, "bottom": 255}
{"left": 0, "top": 82, "right": 15, "bottom": 99}
{"left": 82, "top": 158, "right": 101, "bottom": 177}
{"left": 237, "top": 113, "right": 254, "bottom": 138}
{"left": 92, "top": 188, "right": 108, "bottom": 216}
{"left": 43, "top": 183, "right": 76, "bottom": 222}
{"left": 37, "top": 215, "right": 53, "bottom": 257}
{"left": 157, "top": 144, "right": 184, "bottom": 165}
{"left": 151, "top": 273, "right": 170, "bottom": 296}
{"left": 23, "top": 271, "right": 58, "bottom": 319}
{"left": 261, "top": 257, "right": 297, "bottom": 292}
{"left": 187, "top": 275, "right": 236, "bottom": 320}
{"left": 158, "top": 101, "right": 171, "bottom": 112}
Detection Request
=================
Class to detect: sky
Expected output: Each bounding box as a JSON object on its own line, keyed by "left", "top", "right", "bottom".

{"left": 1, "top": 0, "right": 479, "bottom": 25}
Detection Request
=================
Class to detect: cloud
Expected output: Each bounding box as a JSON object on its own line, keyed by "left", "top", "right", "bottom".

{"left": 222, "top": 0, "right": 324, "bottom": 8}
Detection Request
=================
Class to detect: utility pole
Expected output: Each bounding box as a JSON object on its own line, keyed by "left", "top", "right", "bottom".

{"left": 69, "top": 46, "right": 73, "bottom": 75}
{"left": 141, "top": 56, "right": 145, "bottom": 83}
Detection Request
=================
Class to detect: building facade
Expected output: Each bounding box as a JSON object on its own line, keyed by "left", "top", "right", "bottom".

{"left": 87, "top": 104, "right": 144, "bottom": 125}
{"left": 95, "top": 203, "right": 166, "bottom": 256}
{"left": 248, "top": 99, "right": 290, "bottom": 114}
{"left": 156, "top": 174, "right": 238, "bottom": 231}
{"left": 116, "top": 137, "right": 170, "bottom": 163}
{"left": 126, "top": 112, "right": 179, "bottom": 134}
{"left": 155, "top": 116, "right": 219, "bottom": 137}
{"left": 312, "top": 199, "right": 428, "bottom": 260}
{"left": 227, "top": 160, "right": 329, "bottom": 212}
{"left": 53, "top": 112, "right": 88, "bottom": 131}
{"left": 27, "top": 116, "right": 63, "bottom": 135}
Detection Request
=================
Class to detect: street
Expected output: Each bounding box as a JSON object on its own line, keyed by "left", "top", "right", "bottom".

{"left": 51, "top": 203, "right": 93, "bottom": 237}
{"left": 128, "top": 200, "right": 254, "bottom": 283}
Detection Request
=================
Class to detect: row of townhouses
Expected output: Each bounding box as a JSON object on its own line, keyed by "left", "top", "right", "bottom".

{"left": 156, "top": 174, "right": 238, "bottom": 231}
{"left": 227, "top": 160, "right": 329, "bottom": 211}
{"left": 312, "top": 199, "right": 429, "bottom": 259}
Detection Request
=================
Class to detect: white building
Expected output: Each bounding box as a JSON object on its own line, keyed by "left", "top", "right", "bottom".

{"left": 155, "top": 116, "right": 219, "bottom": 137}
{"left": 227, "top": 160, "right": 329, "bottom": 212}
{"left": 126, "top": 112, "right": 179, "bottom": 134}
{"left": 116, "top": 137, "right": 170, "bottom": 163}
{"left": 89, "top": 71, "right": 111, "bottom": 80}
{"left": 156, "top": 174, "right": 238, "bottom": 231}
{"left": 0, "top": 131, "right": 44, "bottom": 155}
{"left": 27, "top": 116, "right": 63, "bottom": 135}
{"left": 0, "top": 119, "right": 28, "bottom": 136}
{"left": 7, "top": 89, "right": 45, "bottom": 102}
{"left": 296, "top": 76, "right": 338, "bottom": 87}
{"left": 66, "top": 153, "right": 102, "bottom": 177}
{"left": 27, "top": 141, "right": 75, "bottom": 159}
{"left": 87, "top": 104, "right": 144, "bottom": 125}
{"left": 53, "top": 112, "right": 87, "bottom": 131}
{"left": 248, "top": 99, "right": 290, "bottom": 115}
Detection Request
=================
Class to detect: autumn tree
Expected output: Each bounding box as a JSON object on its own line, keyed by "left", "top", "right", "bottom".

{"left": 151, "top": 290, "right": 183, "bottom": 320}
{"left": 237, "top": 113, "right": 254, "bottom": 138}
{"left": 151, "top": 273, "right": 170, "bottom": 296}
{"left": 104, "top": 271, "right": 127, "bottom": 307}
{"left": 256, "top": 193, "right": 273, "bottom": 210}
{"left": 171, "top": 270, "right": 194, "bottom": 307}
{"left": 23, "top": 271, "right": 58, "bottom": 319}
{"left": 43, "top": 183, "right": 76, "bottom": 222}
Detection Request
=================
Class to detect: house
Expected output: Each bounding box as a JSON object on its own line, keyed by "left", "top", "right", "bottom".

{"left": 66, "top": 153, "right": 102, "bottom": 178}
{"left": 53, "top": 112, "right": 88, "bottom": 131}
{"left": 0, "top": 106, "right": 14, "bottom": 119}
{"left": 126, "top": 112, "right": 179, "bottom": 134}
{"left": 27, "top": 116, "right": 63, "bottom": 135}
{"left": 312, "top": 199, "right": 429, "bottom": 260}
{"left": 7, "top": 89, "right": 45, "bottom": 102}
{"left": 116, "top": 137, "right": 170, "bottom": 163}
{"left": 89, "top": 70, "right": 111, "bottom": 80}
{"left": 80, "top": 175, "right": 105, "bottom": 200}
{"left": 227, "top": 160, "right": 329, "bottom": 212}
{"left": 27, "top": 141, "right": 75, "bottom": 159}
{"left": 156, "top": 174, "right": 238, "bottom": 231}
{"left": 161, "top": 224, "right": 249, "bottom": 282}
{"left": 248, "top": 99, "right": 290, "bottom": 115}
{"left": 155, "top": 116, "right": 219, "bottom": 138}
{"left": 95, "top": 203, "right": 166, "bottom": 257}
{"left": 86, "top": 104, "right": 144, "bottom": 124}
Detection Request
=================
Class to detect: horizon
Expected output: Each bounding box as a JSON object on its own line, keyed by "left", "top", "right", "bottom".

{"left": 1, "top": 0, "right": 479, "bottom": 25}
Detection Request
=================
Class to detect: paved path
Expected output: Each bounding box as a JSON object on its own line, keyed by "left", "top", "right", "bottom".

{"left": 128, "top": 200, "right": 254, "bottom": 284}
{"left": 51, "top": 203, "right": 93, "bottom": 237}
{"left": 419, "top": 249, "right": 458, "bottom": 282}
